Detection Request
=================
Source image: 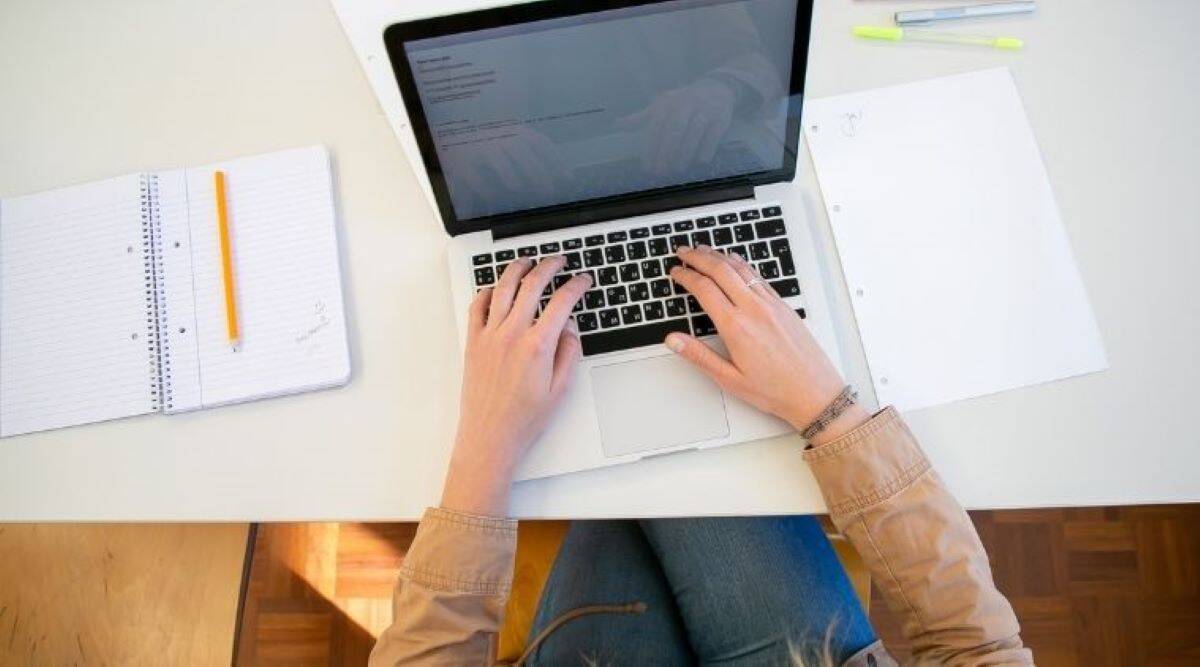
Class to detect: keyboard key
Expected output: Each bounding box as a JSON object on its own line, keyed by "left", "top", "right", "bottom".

{"left": 762, "top": 205, "right": 782, "bottom": 217}
{"left": 696, "top": 216, "right": 717, "bottom": 228}
{"left": 472, "top": 253, "right": 492, "bottom": 266}
{"left": 663, "top": 256, "right": 683, "bottom": 273}
{"left": 648, "top": 238, "right": 669, "bottom": 256}
{"left": 718, "top": 213, "right": 739, "bottom": 224}
{"left": 563, "top": 238, "right": 583, "bottom": 250}
{"left": 496, "top": 262, "right": 511, "bottom": 277}
{"left": 651, "top": 278, "right": 673, "bottom": 298}
{"left": 540, "top": 297, "right": 550, "bottom": 311}
{"left": 474, "top": 267, "right": 495, "bottom": 286}
{"left": 576, "top": 311, "right": 598, "bottom": 332}
{"left": 652, "top": 223, "right": 673, "bottom": 235}
{"left": 734, "top": 224, "right": 754, "bottom": 242}
{"left": 643, "top": 301, "right": 665, "bottom": 320}
{"left": 619, "top": 263, "right": 641, "bottom": 282}
{"left": 554, "top": 274, "right": 571, "bottom": 288}
{"left": 769, "top": 278, "right": 801, "bottom": 297}
{"left": 728, "top": 245, "right": 748, "bottom": 261}
{"left": 691, "top": 230, "right": 712, "bottom": 247}
{"left": 629, "top": 283, "right": 649, "bottom": 301}
{"left": 674, "top": 279, "right": 688, "bottom": 295}
{"left": 641, "top": 259, "right": 663, "bottom": 278}
{"left": 573, "top": 299, "right": 584, "bottom": 313}
{"left": 686, "top": 295, "right": 702, "bottom": 312}
{"left": 605, "top": 245, "right": 626, "bottom": 264}
{"left": 495, "top": 249, "right": 516, "bottom": 262}
{"left": 674, "top": 220, "right": 694, "bottom": 232}
{"left": 577, "top": 269, "right": 597, "bottom": 284}
{"left": 584, "top": 290, "right": 605, "bottom": 310}
{"left": 606, "top": 286, "right": 628, "bottom": 305}
{"left": 626, "top": 241, "right": 648, "bottom": 260}
{"left": 586, "top": 234, "right": 605, "bottom": 247}
{"left": 769, "top": 238, "right": 795, "bottom": 275}
{"left": 599, "top": 267, "right": 618, "bottom": 285}
{"left": 795, "top": 307, "right": 807, "bottom": 320}
{"left": 665, "top": 296, "right": 687, "bottom": 317}
{"left": 739, "top": 209, "right": 761, "bottom": 221}
{"left": 540, "top": 242, "right": 561, "bottom": 254}
{"left": 621, "top": 305, "right": 643, "bottom": 325}
{"left": 691, "top": 314, "right": 717, "bottom": 336}
{"left": 580, "top": 318, "right": 690, "bottom": 356}
{"left": 750, "top": 241, "right": 769, "bottom": 261}
{"left": 670, "top": 234, "right": 689, "bottom": 251}
{"left": 518, "top": 246, "right": 538, "bottom": 257}
{"left": 630, "top": 227, "right": 650, "bottom": 239}
{"left": 607, "top": 230, "right": 628, "bottom": 244}
{"left": 759, "top": 260, "right": 780, "bottom": 279}
{"left": 584, "top": 248, "right": 604, "bottom": 267}
{"left": 755, "top": 219, "right": 786, "bottom": 238}
{"left": 598, "top": 308, "right": 621, "bottom": 329}
{"left": 712, "top": 227, "right": 733, "bottom": 246}
{"left": 564, "top": 252, "right": 582, "bottom": 271}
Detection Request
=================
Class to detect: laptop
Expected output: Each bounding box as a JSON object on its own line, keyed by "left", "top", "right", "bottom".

{"left": 383, "top": 0, "right": 841, "bottom": 480}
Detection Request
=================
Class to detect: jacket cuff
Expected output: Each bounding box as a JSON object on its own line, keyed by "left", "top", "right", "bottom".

{"left": 398, "top": 507, "right": 518, "bottom": 596}
{"left": 801, "top": 407, "right": 931, "bottom": 519}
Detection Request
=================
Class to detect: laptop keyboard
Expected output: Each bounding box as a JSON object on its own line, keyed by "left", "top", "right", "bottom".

{"left": 471, "top": 204, "right": 806, "bottom": 356}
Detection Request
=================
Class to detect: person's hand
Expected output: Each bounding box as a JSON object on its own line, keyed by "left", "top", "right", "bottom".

{"left": 441, "top": 256, "right": 592, "bottom": 516}
{"left": 665, "top": 246, "right": 870, "bottom": 446}
{"left": 617, "top": 79, "right": 736, "bottom": 178}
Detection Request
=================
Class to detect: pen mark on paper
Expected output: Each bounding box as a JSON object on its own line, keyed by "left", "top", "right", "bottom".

{"left": 295, "top": 300, "right": 331, "bottom": 346}
{"left": 840, "top": 111, "right": 864, "bottom": 138}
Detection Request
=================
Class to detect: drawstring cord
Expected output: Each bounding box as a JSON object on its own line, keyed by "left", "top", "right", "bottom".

{"left": 512, "top": 601, "right": 647, "bottom": 666}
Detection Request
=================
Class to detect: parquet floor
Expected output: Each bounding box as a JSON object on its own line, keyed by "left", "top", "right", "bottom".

{"left": 235, "top": 505, "right": 1200, "bottom": 666}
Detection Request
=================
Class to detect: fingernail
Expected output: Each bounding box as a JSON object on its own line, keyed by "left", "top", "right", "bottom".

{"left": 665, "top": 333, "right": 686, "bottom": 352}
{"left": 677, "top": 245, "right": 691, "bottom": 253}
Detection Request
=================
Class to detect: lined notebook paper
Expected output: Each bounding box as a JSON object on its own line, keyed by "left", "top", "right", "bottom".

{"left": 0, "top": 146, "right": 350, "bottom": 437}
{"left": 803, "top": 69, "right": 1107, "bottom": 412}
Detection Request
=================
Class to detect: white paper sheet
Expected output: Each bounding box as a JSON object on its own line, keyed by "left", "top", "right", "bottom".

{"left": 0, "top": 176, "right": 156, "bottom": 436}
{"left": 804, "top": 68, "right": 1107, "bottom": 412}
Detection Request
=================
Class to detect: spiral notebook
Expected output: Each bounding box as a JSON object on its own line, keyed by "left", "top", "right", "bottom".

{"left": 0, "top": 145, "right": 351, "bottom": 438}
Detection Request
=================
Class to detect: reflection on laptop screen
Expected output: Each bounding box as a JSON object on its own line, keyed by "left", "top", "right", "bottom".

{"left": 404, "top": 0, "right": 799, "bottom": 221}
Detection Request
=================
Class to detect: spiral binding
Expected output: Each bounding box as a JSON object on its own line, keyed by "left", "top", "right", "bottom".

{"left": 139, "top": 174, "right": 172, "bottom": 411}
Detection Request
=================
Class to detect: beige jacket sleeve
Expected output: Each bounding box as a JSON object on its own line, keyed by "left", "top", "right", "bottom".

{"left": 372, "top": 407, "right": 1032, "bottom": 666}
{"left": 369, "top": 507, "right": 517, "bottom": 666}
{"left": 804, "top": 407, "right": 1033, "bottom": 665}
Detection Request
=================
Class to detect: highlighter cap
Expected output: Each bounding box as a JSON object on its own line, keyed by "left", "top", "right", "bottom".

{"left": 853, "top": 25, "right": 904, "bottom": 41}
{"left": 993, "top": 37, "right": 1024, "bottom": 50}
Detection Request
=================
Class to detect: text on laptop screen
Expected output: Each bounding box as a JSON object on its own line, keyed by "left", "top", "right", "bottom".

{"left": 404, "top": 0, "right": 799, "bottom": 221}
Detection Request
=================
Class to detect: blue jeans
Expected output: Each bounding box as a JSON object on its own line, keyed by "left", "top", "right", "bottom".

{"left": 526, "top": 517, "right": 876, "bottom": 665}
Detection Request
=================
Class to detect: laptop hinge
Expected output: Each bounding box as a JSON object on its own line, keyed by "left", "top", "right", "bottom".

{"left": 490, "top": 182, "right": 755, "bottom": 241}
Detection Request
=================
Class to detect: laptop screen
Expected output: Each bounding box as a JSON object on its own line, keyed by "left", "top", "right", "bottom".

{"left": 387, "top": 0, "right": 807, "bottom": 232}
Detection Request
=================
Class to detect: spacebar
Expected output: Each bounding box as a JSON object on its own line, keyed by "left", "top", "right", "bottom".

{"left": 580, "top": 318, "right": 690, "bottom": 356}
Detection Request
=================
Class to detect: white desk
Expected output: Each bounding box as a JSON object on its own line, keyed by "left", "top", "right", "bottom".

{"left": 1, "top": 0, "right": 1197, "bottom": 521}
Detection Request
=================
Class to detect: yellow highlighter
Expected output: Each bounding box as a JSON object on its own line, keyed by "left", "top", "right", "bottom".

{"left": 854, "top": 25, "right": 1023, "bottom": 50}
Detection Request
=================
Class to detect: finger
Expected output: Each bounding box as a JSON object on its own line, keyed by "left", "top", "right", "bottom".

{"left": 665, "top": 332, "right": 744, "bottom": 391}
{"left": 488, "top": 257, "right": 533, "bottom": 325}
{"left": 669, "top": 264, "right": 734, "bottom": 320}
{"left": 677, "top": 246, "right": 758, "bottom": 306}
{"left": 725, "top": 250, "right": 779, "bottom": 300}
{"left": 507, "top": 256, "right": 567, "bottom": 327}
{"left": 537, "top": 272, "right": 592, "bottom": 336}
{"left": 549, "top": 319, "right": 583, "bottom": 399}
{"left": 468, "top": 287, "right": 491, "bottom": 335}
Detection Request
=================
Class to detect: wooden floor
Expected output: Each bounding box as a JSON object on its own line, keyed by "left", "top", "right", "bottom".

{"left": 235, "top": 505, "right": 1200, "bottom": 666}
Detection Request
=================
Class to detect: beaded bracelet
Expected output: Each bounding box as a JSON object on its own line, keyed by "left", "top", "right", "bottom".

{"left": 800, "top": 385, "right": 858, "bottom": 442}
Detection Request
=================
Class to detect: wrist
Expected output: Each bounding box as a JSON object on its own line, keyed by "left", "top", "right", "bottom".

{"left": 806, "top": 403, "right": 871, "bottom": 448}
{"left": 440, "top": 434, "right": 519, "bottom": 517}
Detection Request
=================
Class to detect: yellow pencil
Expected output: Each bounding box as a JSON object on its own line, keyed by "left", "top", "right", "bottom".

{"left": 214, "top": 170, "right": 240, "bottom": 349}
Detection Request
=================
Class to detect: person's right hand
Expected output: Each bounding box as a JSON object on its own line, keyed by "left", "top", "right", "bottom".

{"left": 665, "top": 245, "right": 870, "bottom": 446}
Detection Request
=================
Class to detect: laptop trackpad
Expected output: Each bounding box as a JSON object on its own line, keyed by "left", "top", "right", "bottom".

{"left": 591, "top": 354, "right": 730, "bottom": 458}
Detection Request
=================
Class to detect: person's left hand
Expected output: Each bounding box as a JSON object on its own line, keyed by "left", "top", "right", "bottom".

{"left": 441, "top": 256, "right": 592, "bottom": 516}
